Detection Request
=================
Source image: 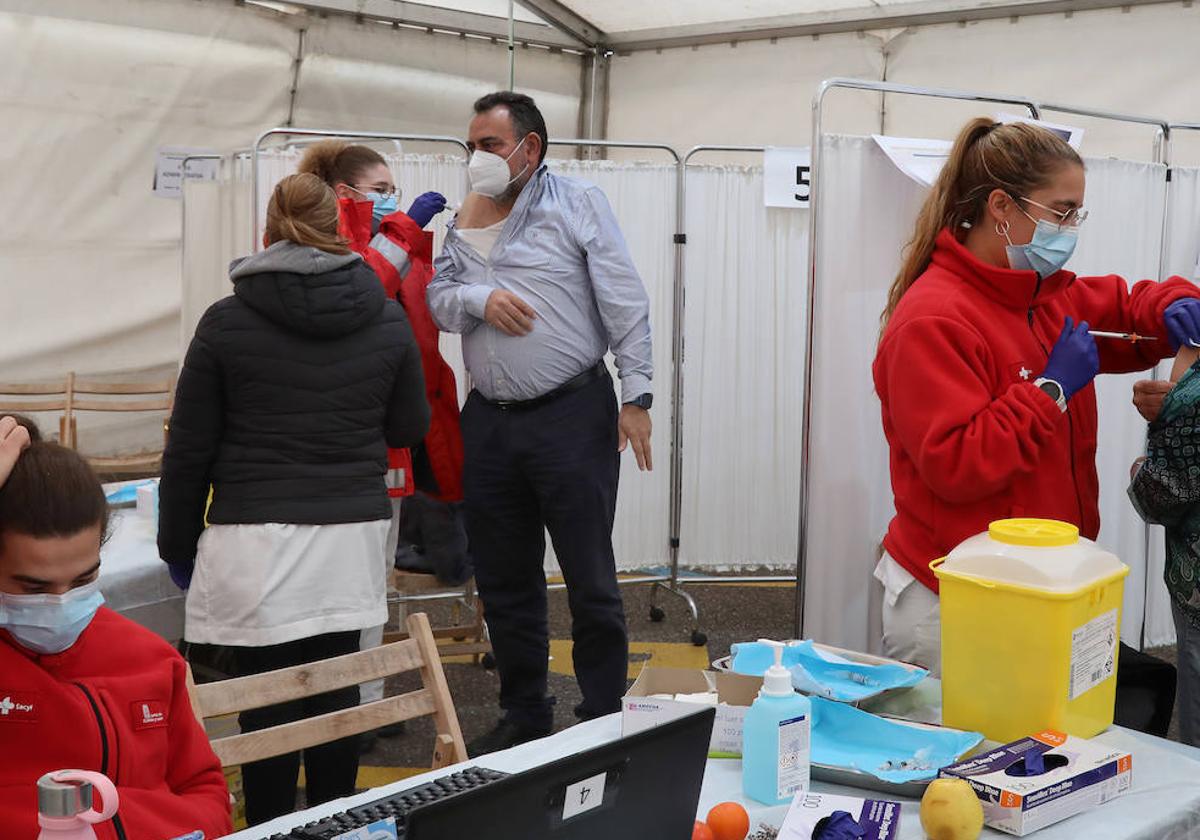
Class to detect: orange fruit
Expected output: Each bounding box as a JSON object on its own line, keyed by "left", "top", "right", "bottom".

{"left": 692, "top": 820, "right": 716, "bottom": 840}
{"left": 706, "top": 802, "right": 751, "bottom": 840}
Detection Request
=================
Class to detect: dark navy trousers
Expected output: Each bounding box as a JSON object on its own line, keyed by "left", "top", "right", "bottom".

{"left": 461, "top": 373, "right": 628, "bottom": 728}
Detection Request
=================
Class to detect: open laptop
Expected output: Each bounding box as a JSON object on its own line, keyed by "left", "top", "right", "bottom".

{"left": 407, "top": 706, "right": 715, "bottom": 840}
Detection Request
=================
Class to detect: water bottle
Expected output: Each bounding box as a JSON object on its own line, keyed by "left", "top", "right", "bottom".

{"left": 36, "top": 771, "right": 118, "bottom": 840}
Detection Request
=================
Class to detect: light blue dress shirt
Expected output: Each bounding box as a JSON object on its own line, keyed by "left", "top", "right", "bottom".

{"left": 427, "top": 166, "right": 653, "bottom": 404}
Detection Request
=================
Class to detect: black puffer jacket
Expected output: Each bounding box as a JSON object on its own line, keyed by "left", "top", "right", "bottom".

{"left": 158, "top": 241, "right": 430, "bottom": 567}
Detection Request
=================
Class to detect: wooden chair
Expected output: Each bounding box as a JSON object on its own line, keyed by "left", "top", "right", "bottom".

{"left": 64, "top": 373, "right": 176, "bottom": 474}
{"left": 0, "top": 376, "right": 73, "bottom": 442}
{"left": 187, "top": 612, "right": 468, "bottom": 770}
{"left": 385, "top": 571, "right": 492, "bottom": 666}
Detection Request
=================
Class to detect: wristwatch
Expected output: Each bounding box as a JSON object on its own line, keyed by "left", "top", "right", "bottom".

{"left": 1033, "top": 377, "right": 1067, "bottom": 413}
{"left": 625, "top": 393, "right": 653, "bottom": 410}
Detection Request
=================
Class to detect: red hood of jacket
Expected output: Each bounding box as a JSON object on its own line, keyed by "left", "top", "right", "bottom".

{"left": 874, "top": 228, "right": 1194, "bottom": 591}
{"left": 0, "top": 608, "right": 231, "bottom": 840}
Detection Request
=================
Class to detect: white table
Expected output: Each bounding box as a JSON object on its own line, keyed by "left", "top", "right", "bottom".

{"left": 226, "top": 713, "right": 1200, "bottom": 839}
{"left": 99, "top": 503, "right": 185, "bottom": 642}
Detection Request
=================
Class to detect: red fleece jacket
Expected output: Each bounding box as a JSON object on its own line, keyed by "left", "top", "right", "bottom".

{"left": 0, "top": 607, "right": 231, "bottom": 840}
{"left": 874, "top": 228, "right": 1198, "bottom": 592}
{"left": 339, "top": 199, "right": 464, "bottom": 502}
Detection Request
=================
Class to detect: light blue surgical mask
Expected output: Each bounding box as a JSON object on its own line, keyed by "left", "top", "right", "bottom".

{"left": 350, "top": 186, "right": 400, "bottom": 225}
{"left": 0, "top": 580, "right": 105, "bottom": 654}
{"left": 1002, "top": 201, "right": 1081, "bottom": 278}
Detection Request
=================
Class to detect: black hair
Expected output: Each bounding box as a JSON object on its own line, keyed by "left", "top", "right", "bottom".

{"left": 473, "top": 91, "right": 548, "bottom": 165}
{"left": 0, "top": 443, "right": 108, "bottom": 543}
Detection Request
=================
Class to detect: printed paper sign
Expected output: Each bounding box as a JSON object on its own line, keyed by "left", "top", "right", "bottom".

{"left": 562, "top": 771, "right": 608, "bottom": 821}
{"left": 996, "top": 112, "right": 1085, "bottom": 150}
{"left": 764, "top": 146, "right": 812, "bottom": 208}
{"left": 154, "top": 146, "right": 219, "bottom": 199}
{"left": 872, "top": 135, "right": 953, "bottom": 188}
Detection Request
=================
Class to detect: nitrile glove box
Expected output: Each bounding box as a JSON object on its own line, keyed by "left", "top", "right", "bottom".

{"left": 779, "top": 792, "right": 901, "bottom": 840}
{"left": 939, "top": 730, "right": 1132, "bottom": 836}
{"left": 622, "top": 667, "right": 762, "bottom": 757}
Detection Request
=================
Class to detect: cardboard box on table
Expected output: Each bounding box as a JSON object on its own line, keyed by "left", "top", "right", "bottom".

{"left": 622, "top": 667, "right": 762, "bottom": 757}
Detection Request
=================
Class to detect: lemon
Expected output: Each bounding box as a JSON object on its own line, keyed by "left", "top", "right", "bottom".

{"left": 920, "top": 778, "right": 984, "bottom": 840}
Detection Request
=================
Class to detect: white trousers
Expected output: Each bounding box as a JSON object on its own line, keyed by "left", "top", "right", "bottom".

{"left": 875, "top": 552, "right": 942, "bottom": 676}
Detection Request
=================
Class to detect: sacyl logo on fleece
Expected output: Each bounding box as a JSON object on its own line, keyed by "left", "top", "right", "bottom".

{"left": 0, "top": 692, "right": 38, "bottom": 721}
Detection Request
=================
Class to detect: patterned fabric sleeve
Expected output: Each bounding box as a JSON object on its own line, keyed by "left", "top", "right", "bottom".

{"left": 1130, "top": 387, "right": 1200, "bottom": 527}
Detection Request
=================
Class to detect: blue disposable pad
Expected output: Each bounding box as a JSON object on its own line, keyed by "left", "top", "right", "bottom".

{"left": 730, "top": 640, "right": 928, "bottom": 702}
{"left": 810, "top": 697, "right": 983, "bottom": 783}
{"left": 105, "top": 479, "right": 156, "bottom": 504}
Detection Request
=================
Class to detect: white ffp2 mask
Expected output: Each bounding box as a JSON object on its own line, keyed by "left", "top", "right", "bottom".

{"left": 467, "top": 140, "right": 530, "bottom": 198}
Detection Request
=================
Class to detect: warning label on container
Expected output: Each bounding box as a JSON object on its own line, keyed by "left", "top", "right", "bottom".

{"left": 1069, "top": 609, "right": 1118, "bottom": 701}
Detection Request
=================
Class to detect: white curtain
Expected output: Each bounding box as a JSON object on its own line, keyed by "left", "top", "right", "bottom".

{"left": 542, "top": 159, "right": 677, "bottom": 571}
{"left": 805, "top": 135, "right": 926, "bottom": 651}
{"left": 1144, "top": 165, "right": 1200, "bottom": 647}
{"left": 679, "top": 165, "right": 808, "bottom": 570}
{"left": 1069, "top": 158, "right": 1169, "bottom": 649}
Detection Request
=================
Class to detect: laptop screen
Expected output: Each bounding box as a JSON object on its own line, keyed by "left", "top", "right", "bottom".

{"left": 407, "top": 707, "right": 716, "bottom": 840}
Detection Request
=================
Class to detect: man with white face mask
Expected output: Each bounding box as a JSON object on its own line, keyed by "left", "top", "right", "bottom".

{"left": 428, "top": 92, "right": 653, "bottom": 756}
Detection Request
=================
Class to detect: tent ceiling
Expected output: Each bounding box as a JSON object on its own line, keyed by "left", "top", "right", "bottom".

{"left": 254, "top": 0, "right": 1180, "bottom": 51}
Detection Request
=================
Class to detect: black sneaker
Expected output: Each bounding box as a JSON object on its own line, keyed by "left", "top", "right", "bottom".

{"left": 466, "top": 718, "right": 552, "bottom": 758}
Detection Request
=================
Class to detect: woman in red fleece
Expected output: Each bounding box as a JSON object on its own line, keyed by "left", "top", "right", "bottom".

{"left": 0, "top": 420, "right": 231, "bottom": 840}
{"left": 298, "top": 141, "right": 464, "bottom": 511}
{"left": 873, "top": 118, "right": 1200, "bottom": 673}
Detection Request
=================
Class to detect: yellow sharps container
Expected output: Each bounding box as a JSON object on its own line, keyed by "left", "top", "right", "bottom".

{"left": 932, "top": 518, "right": 1129, "bottom": 744}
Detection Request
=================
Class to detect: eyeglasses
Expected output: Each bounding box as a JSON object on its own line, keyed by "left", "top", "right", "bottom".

{"left": 351, "top": 184, "right": 397, "bottom": 198}
{"left": 1018, "top": 196, "right": 1088, "bottom": 229}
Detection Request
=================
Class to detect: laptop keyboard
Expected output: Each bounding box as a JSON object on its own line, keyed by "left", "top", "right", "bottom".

{"left": 264, "top": 767, "right": 509, "bottom": 839}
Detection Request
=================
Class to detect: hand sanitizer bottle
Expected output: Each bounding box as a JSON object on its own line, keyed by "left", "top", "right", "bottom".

{"left": 742, "top": 639, "right": 811, "bottom": 805}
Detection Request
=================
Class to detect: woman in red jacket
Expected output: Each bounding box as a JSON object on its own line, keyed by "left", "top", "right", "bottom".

{"left": 298, "top": 141, "right": 464, "bottom": 509}
{"left": 0, "top": 419, "right": 231, "bottom": 840}
{"left": 873, "top": 118, "right": 1200, "bottom": 673}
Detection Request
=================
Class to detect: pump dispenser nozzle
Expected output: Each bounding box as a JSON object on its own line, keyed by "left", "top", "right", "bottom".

{"left": 758, "top": 639, "right": 794, "bottom": 697}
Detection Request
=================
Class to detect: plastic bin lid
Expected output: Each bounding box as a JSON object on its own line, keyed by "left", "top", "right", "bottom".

{"left": 942, "top": 518, "right": 1126, "bottom": 592}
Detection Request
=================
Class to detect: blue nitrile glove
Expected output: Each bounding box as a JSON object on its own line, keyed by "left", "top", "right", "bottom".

{"left": 1165, "top": 298, "right": 1200, "bottom": 350}
{"left": 813, "top": 811, "right": 867, "bottom": 840}
{"left": 406, "top": 192, "right": 448, "bottom": 229}
{"left": 1041, "top": 316, "right": 1099, "bottom": 401}
{"left": 167, "top": 562, "right": 193, "bottom": 591}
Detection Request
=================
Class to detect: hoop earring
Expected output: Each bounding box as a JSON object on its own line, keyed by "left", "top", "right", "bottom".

{"left": 994, "top": 219, "right": 1011, "bottom": 238}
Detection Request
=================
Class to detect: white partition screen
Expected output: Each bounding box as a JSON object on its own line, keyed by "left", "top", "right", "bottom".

{"left": 1068, "top": 157, "right": 1168, "bottom": 648}
{"left": 805, "top": 135, "right": 927, "bottom": 651}
{"left": 679, "top": 164, "right": 808, "bottom": 570}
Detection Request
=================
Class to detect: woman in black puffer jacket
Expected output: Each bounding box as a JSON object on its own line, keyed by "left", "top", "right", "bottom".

{"left": 158, "top": 172, "right": 429, "bottom": 825}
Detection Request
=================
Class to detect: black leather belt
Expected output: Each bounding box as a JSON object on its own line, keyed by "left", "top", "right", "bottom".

{"left": 480, "top": 361, "right": 608, "bottom": 411}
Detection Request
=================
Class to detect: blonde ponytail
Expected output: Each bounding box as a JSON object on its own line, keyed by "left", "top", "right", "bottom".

{"left": 265, "top": 173, "right": 351, "bottom": 255}
{"left": 880, "top": 117, "right": 1083, "bottom": 331}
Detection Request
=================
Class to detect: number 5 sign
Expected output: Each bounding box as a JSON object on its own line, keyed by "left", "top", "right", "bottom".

{"left": 763, "top": 146, "right": 811, "bottom": 208}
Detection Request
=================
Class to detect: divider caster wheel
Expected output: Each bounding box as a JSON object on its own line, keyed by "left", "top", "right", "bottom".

{"left": 649, "top": 605, "right": 666, "bottom": 623}
{"left": 481, "top": 652, "right": 497, "bottom": 670}
{"left": 690, "top": 629, "right": 708, "bottom": 647}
